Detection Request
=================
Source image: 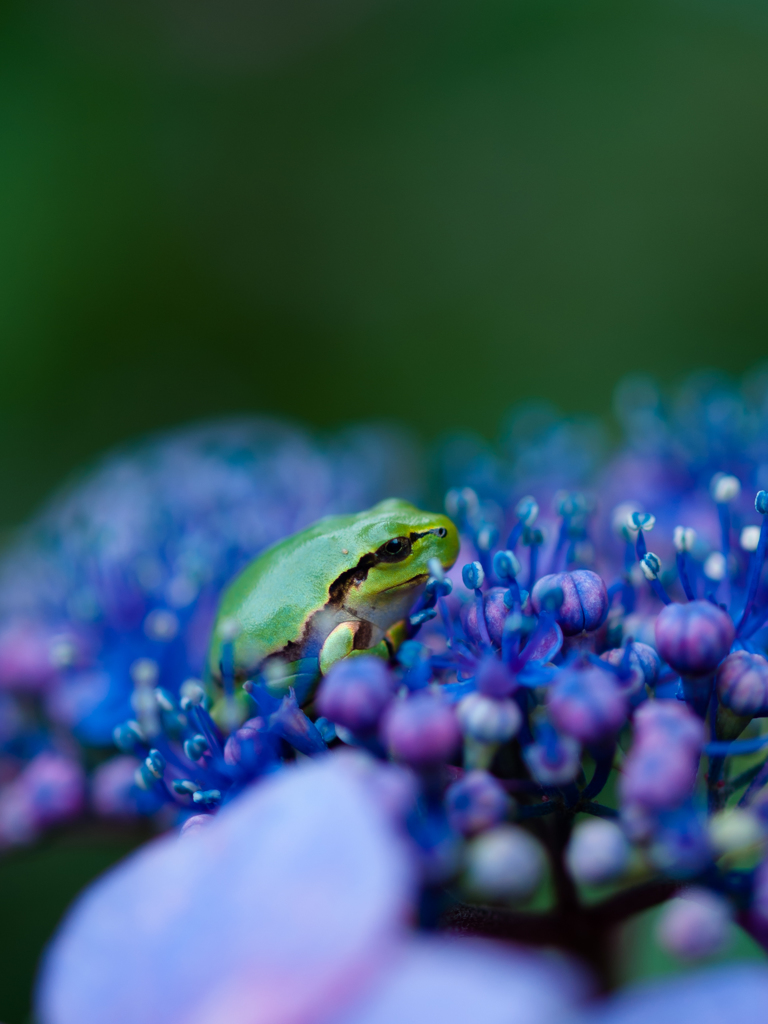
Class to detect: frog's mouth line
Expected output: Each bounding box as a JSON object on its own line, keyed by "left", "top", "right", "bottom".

{"left": 380, "top": 573, "right": 429, "bottom": 593}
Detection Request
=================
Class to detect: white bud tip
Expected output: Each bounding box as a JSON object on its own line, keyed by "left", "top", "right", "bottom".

{"left": 711, "top": 473, "right": 741, "bottom": 504}
{"left": 427, "top": 557, "right": 445, "bottom": 581}
{"left": 218, "top": 616, "right": 242, "bottom": 642}
{"left": 703, "top": 551, "right": 727, "bottom": 581}
{"left": 740, "top": 525, "right": 762, "bottom": 552}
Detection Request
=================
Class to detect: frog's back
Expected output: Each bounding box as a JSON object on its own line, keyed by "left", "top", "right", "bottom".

{"left": 209, "top": 511, "right": 371, "bottom": 676}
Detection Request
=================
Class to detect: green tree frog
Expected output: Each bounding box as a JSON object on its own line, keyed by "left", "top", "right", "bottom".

{"left": 207, "top": 498, "right": 459, "bottom": 707}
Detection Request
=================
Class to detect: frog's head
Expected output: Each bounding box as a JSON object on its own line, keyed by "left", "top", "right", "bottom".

{"left": 337, "top": 498, "right": 459, "bottom": 622}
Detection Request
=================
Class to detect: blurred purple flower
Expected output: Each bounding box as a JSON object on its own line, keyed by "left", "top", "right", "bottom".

{"left": 37, "top": 754, "right": 585, "bottom": 1024}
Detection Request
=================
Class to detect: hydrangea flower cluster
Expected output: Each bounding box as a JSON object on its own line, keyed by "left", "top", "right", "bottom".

{"left": 0, "top": 417, "right": 418, "bottom": 845}
{"left": 66, "top": 371, "right": 768, "bottom": 981}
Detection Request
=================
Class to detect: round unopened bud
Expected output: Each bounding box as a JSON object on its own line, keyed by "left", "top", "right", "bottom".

{"left": 716, "top": 650, "right": 768, "bottom": 716}
{"left": 445, "top": 770, "right": 510, "bottom": 835}
{"left": 547, "top": 665, "right": 627, "bottom": 744}
{"left": 381, "top": 693, "right": 461, "bottom": 766}
{"left": 565, "top": 819, "right": 631, "bottom": 886}
{"left": 462, "top": 562, "right": 485, "bottom": 591}
{"left": 524, "top": 733, "right": 581, "bottom": 785}
{"left": 600, "top": 642, "right": 660, "bottom": 698}
{"left": 710, "top": 473, "right": 741, "bottom": 504}
{"left": 515, "top": 495, "right": 539, "bottom": 526}
{"left": 465, "top": 825, "right": 545, "bottom": 902}
{"left": 741, "top": 525, "right": 762, "bottom": 552}
{"left": 531, "top": 570, "right": 608, "bottom": 636}
{"left": 708, "top": 808, "right": 764, "bottom": 858}
{"left": 703, "top": 552, "right": 727, "bottom": 581}
{"left": 757, "top": 490, "right": 768, "bottom": 515}
{"left": 493, "top": 549, "right": 521, "bottom": 582}
{"left": 315, "top": 656, "right": 395, "bottom": 733}
{"left": 656, "top": 889, "right": 732, "bottom": 960}
{"left": 673, "top": 526, "right": 697, "bottom": 553}
{"left": 457, "top": 692, "right": 522, "bottom": 743}
{"left": 655, "top": 600, "right": 735, "bottom": 676}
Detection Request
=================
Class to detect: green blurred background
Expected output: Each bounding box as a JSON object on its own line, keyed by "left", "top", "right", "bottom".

{"left": 2, "top": 0, "right": 768, "bottom": 1018}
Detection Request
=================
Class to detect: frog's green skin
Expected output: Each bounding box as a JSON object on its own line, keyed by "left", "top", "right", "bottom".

{"left": 207, "top": 498, "right": 459, "bottom": 703}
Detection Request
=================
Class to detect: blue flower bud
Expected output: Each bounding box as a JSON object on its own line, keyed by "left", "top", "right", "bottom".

{"left": 134, "top": 763, "right": 157, "bottom": 791}
{"left": 192, "top": 789, "right": 222, "bottom": 807}
{"left": 183, "top": 734, "right": 209, "bottom": 761}
{"left": 154, "top": 688, "right": 177, "bottom": 712}
{"left": 314, "top": 717, "right": 337, "bottom": 743}
{"left": 640, "top": 552, "right": 661, "bottom": 580}
{"left": 515, "top": 495, "right": 539, "bottom": 526}
{"left": 710, "top": 473, "right": 741, "bottom": 504}
{"left": 476, "top": 523, "right": 499, "bottom": 552}
{"left": 409, "top": 608, "right": 437, "bottom": 628}
{"left": 493, "top": 549, "right": 521, "bottom": 582}
{"left": 172, "top": 779, "right": 201, "bottom": 795}
{"left": 144, "top": 749, "right": 165, "bottom": 780}
{"left": 556, "top": 491, "right": 586, "bottom": 517}
{"left": 756, "top": 490, "right": 768, "bottom": 515}
{"left": 462, "top": 561, "right": 485, "bottom": 591}
{"left": 113, "top": 719, "right": 145, "bottom": 754}
{"left": 629, "top": 511, "right": 656, "bottom": 532}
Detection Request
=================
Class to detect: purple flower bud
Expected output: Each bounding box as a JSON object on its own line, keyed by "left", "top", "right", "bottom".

{"left": 457, "top": 692, "right": 522, "bottom": 743}
{"left": 461, "top": 588, "right": 510, "bottom": 647}
{"left": 380, "top": 693, "right": 461, "bottom": 766}
{"left": 531, "top": 571, "right": 608, "bottom": 636}
{"left": 445, "top": 769, "right": 511, "bottom": 835}
{"left": 656, "top": 889, "right": 732, "bottom": 960}
{"left": 315, "top": 656, "right": 395, "bottom": 733}
{"left": 475, "top": 656, "right": 516, "bottom": 698}
{"left": 621, "top": 704, "right": 703, "bottom": 811}
{"left": 0, "top": 752, "right": 85, "bottom": 846}
{"left": 547, "top": 665, "right": 627, "bottom": 744}
{"left": 90, "top": 756, "right": 140, "bottom": 818}
{"left": 600, "top": 642, "right": 661, "bottom": 698}
{"left": 223, "top": 716, "right": 271, "bottom": 769}
{"left": 633, "top": 699, "right": 706, "bottom": 752}
{"left": 716, "top": 651, "right": 768, "bottom": 716}
{"left": 524, "top": 733, "right": 581, "bottom": 785}
{"left": 655, "top": 600, "right": 735, "bottom": 677}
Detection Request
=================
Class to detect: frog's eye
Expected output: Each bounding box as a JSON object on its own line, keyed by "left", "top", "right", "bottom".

{"left": 378, "top": 536, "right": 412, "bottom": 562}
